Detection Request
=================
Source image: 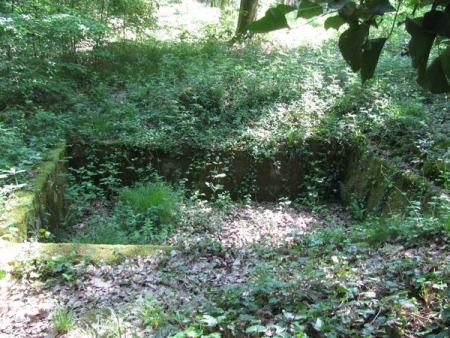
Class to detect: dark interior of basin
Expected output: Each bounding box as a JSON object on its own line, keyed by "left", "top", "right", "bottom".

{"left": 27, "top": 138, "right": 434, "bottom": 244}
{"left": 67, "top": 138, "right": 351, "bottom": 202}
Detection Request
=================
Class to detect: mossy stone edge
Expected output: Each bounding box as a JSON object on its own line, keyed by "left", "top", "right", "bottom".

{"left": 0, "top": 242, "right": 173, "bottom": 269}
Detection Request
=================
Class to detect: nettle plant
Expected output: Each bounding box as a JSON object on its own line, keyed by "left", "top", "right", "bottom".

{"left": 247, "top": 0, "right": 450, "bottom": 93}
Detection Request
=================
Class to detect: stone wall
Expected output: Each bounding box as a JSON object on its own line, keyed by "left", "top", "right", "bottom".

{"left": 342, "top": 149, "right": 434, "bottom": 216}
{"left": 0, "top": 144, "right": 67, "bottom": 242}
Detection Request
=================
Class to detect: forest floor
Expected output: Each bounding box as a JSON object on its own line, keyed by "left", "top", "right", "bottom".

{"left": 1, "top": 201, "right": 449, "bottom": 337}
{"left": 0, "top": 202, "right": 341, "bottom": 337}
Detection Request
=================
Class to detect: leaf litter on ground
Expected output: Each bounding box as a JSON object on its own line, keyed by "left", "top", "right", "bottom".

{"left": 0, "top": 201, "right": 449, "bottom": 337}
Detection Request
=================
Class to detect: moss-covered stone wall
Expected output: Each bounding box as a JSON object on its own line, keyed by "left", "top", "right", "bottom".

{"left": 342, "top": 150, "right": 434, "bottom": 216}
{"left": 68, "top": 137, "right": 352, "bottom": 201}
{"left": 0, "top": 144, "right": 67, "bottom": 242}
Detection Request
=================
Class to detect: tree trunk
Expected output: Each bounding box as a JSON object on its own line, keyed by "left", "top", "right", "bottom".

{"left": 235, "top": 0, "right": 258, "bottom": 35}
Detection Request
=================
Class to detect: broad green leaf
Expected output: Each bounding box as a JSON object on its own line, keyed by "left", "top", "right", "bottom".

{"left": 183, "top": 326, "right": 203, "bottom": 337}
{"left": 297, "top": 0, "right": 323, "bottom": 19}
{"left": 361, "top": 37, "right": 387, "bottom": 83}
{"left": 328, "top": 0, "right": 353, "bottom": 10}
{"left": 324, "top": 15, "right": 345, "bottom": 30}
{"left": 422, "top": 10, "right": 450, "bottom": 38}
{"left": 203, "top": 333, "right": 221, "bottom": 338}
{"left": 364, "top": 291, "right": 378, "bottom": 298}
{"left": 275, "top": 4, "right": 297, "bottom": 15}
{"left": 338, "top": 285, "right": 349, "bottom": 293}
{"left": 169, "top": 333, "right": 185, "bottom": 338}
{"left": 246, "top": 7, "right": 290, "bottom": 33}
{"left": 62, "top": 273, "right": 73, "bottom": 281}
{"left": 339, "top": 23, "right": 369, "bottom": 72}
{"left": 442, "top": 307, "right": 450, "bottom": 322}
{"left": 441, "top": 46, "right": 450, "bottom": 78}
{"left": 338, "top": 2, "right": 357, "bottom": 24}
{"left": 246, "top": 325, "right": 267, "bottom": 333}
{"left": 354, "top": 7, "right": 374, "bottom": 22}
{"left": 200, "top": 314, "right": 219, "bottom": 326}
{"left": 367, "top": 0, "right": 396, "bottom": 15}
{"left": 239, "top": 314, "right": 256, "bottom": 321}
{"left": 418, "top": 56, "right": 450, "bottom": 93}
{"left": 406, "top": 0, "right": 434, "bottom": 7}
{"left": 314, "top": 317, "right": 323, "bottom": 330}
{"left": 405, "top": 17, "right": 436, "bottom": 78}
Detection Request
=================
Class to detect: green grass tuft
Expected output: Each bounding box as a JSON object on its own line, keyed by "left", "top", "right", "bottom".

{"left": 119, "top": 182, "right": 179, "bottom": 223}
{"left": 51, "top": 306, "right": 76, "bottom": 334}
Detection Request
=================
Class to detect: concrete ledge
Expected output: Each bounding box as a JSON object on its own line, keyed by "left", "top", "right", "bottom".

{"left": 0, "top": 242, "right": 173, "bottom": 268}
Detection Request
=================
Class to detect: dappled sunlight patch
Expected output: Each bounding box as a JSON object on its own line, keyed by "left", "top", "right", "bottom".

{"left": 155, "top": 0, "right": 221, "bottom": 41}
{"left": 267, "top": 19, "right": 338, "bottom": 50}
{"left": 215, "top": 203, "right": 321, "bottom": 247}
{"left": 170, "top": 201, "right": 330, "bottom": 248}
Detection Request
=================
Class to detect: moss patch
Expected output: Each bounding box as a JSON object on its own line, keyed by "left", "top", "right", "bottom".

{"left": 0, "top": 193, "right": 34, "bottom": 241}
{"left": 81, "top": 308, "right": 114, "bottom": 323}
{"left": 0, "top": 242, "right": 173, "bottom": 269}
{"left": 38, "top": 243, "right": 173, "bottom": 263}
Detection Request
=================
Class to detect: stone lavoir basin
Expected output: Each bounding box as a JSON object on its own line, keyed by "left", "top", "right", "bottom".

{"left": 0, "top": 136, "right": 434, "bottom": 264}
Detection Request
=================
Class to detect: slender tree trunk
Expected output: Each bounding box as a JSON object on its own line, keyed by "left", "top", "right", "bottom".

{"left": 235, "top": 0, "right": 258, "bottom": 35}
{"left": 7, "top": 0, "right": 15, "bottom": 63}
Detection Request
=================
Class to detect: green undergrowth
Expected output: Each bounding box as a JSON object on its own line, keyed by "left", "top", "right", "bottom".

{"left": 1, "top": 9, "right": 449, "bottom": 202}
{"left": 146, "top": 207, "right": 450, "bottom": 337}
{"left": 62, "top": 179, "right": 183, "bottom": 245}
{"left": 2, "top": 2, "right": 450, "bottom": 337}
{"left": 2, "top": 33, "right": 449, "bottom": 219}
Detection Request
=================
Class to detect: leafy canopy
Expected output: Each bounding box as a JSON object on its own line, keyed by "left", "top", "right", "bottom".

{"left": 246, "top": 0, "right": 450, "bottom": 93}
